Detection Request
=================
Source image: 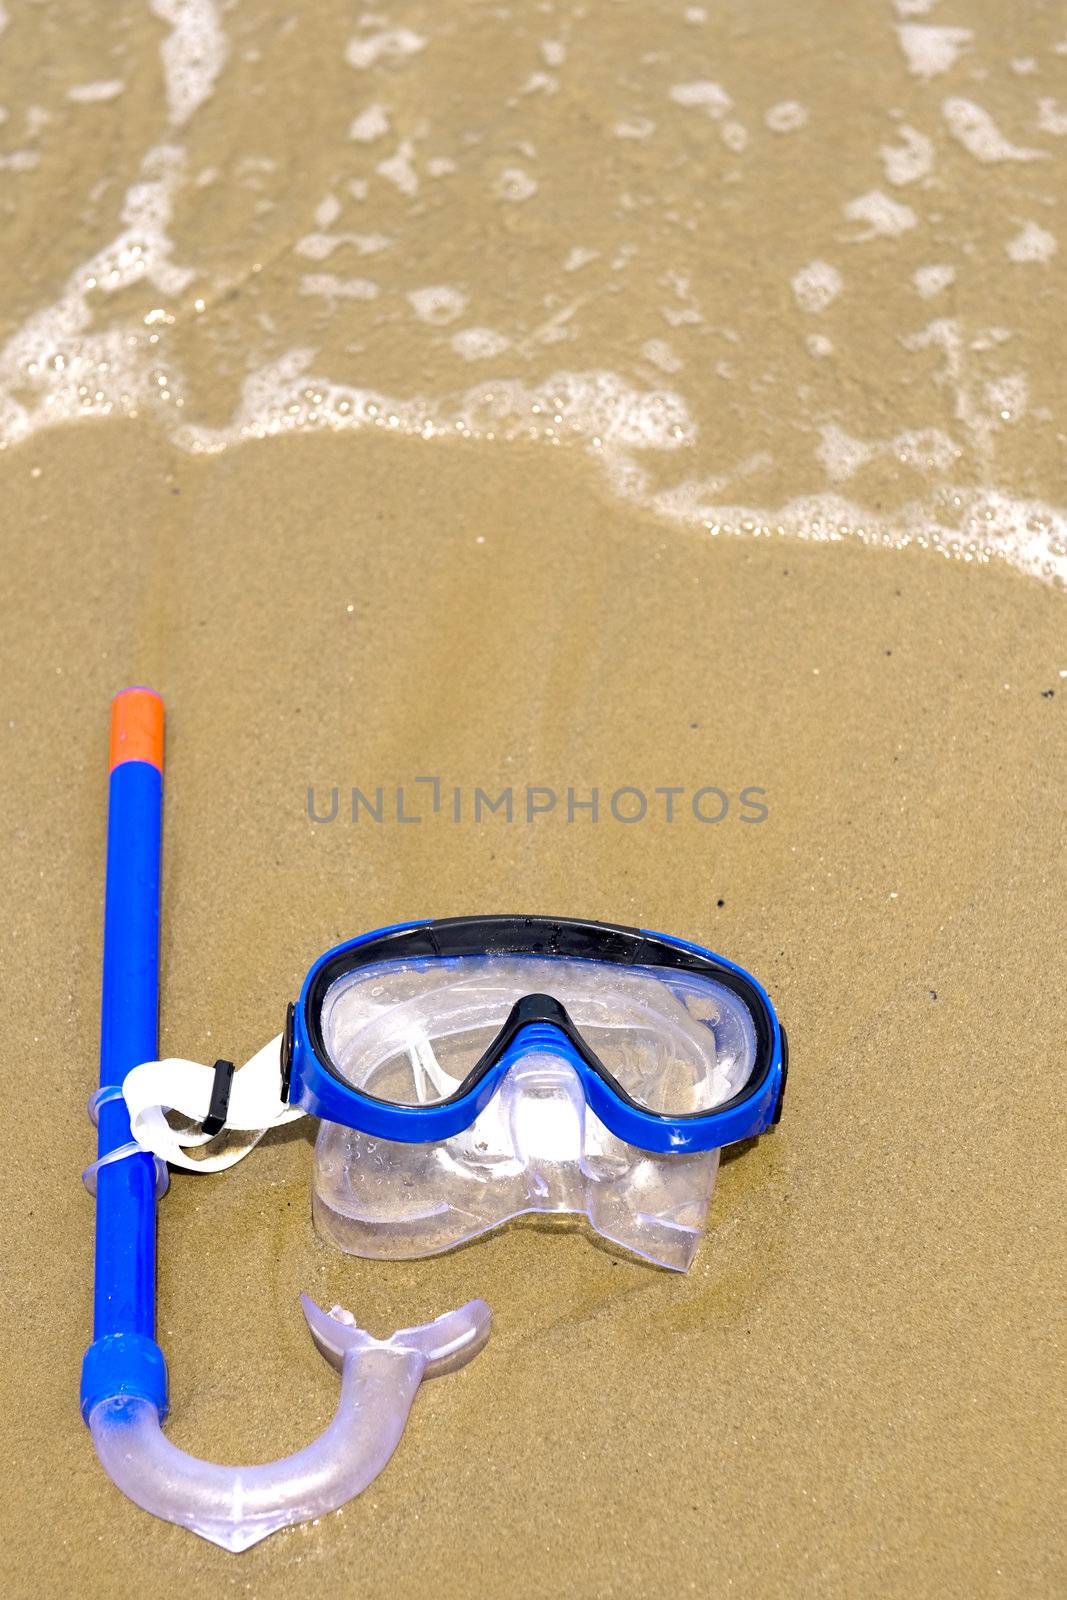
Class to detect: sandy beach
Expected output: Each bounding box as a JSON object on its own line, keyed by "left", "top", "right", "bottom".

{"left": 1, "top": 3, "right": 1064, "bottom": 1596}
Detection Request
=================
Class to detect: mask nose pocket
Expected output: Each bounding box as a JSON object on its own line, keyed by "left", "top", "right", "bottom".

{"left": 500, "top": 1051, "right": 587, "bottom": 1203}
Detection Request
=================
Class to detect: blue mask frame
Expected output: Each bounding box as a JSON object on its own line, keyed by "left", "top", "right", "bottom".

{"left": 283, "top": 915, "right": 788, "bottom": 1154}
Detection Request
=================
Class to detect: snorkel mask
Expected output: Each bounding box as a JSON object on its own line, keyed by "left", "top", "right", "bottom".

{"left": 127, "top": 915, "right": 788, "bottom": 1272}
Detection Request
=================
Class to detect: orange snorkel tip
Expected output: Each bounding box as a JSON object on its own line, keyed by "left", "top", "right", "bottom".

{"left": 109, "top": 686, "right": 165, "bottom": 773}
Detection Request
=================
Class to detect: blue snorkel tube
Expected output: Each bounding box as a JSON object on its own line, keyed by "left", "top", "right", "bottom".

{"left": 82, "top": 690, "right": 490, "bottom": 1551}
{"left": 81, "top": 687, "right": 170, "bottom": 1429}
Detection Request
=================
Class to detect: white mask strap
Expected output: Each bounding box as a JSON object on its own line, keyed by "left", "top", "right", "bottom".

{"left": 121, "top": 1034, "right": 303, "bottom": 1172}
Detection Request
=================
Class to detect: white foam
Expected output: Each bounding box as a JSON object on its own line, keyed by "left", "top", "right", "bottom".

{"left": 0, "top": 151, "right": 39, "bottom": 172}
{"left": 899, "top": 316, "right": 1033, "bottom": 465}
{"left": 660, "top": 272, "right": 704, "bottom": 328}
{"left": 298, "top": 274, "right": 379, "bottom": 301}
{"left": 519, "top": 71, "right": 558, "bottom": 98}
{"left": 985, "top": 373, "right": 1028, "bottom": 422}
{"left": 564, "top": 247, "right": 599, "bottom": 272}
{"left": 913, "top": 263, "right": 955, "bottom": 297}
{"left": 345, "top": 28, "right": 425, "bottom": 70}
{"left": 1037, "top": 99, "right": 1067, "bottom": 137}
{"left": 296, "top": 231, "right": 390, "bottom": 260}
{"left": 669, "top": 81, "right": 731, "bottom": 118}
{"left": 818, "top": 425, "right": 960, "bottom": 481}
{"left": 880, "top": 125, "right": 933, "bottom": 186}
{"left": 892, "top": 428, "right": 961, "bottom": 471}
{"left": 721, "top": 121, "right": 748, "bottom": 153}
{"left": 314, "top": 195, "right": 341, "bottom": 228}
{"left": 349, "top": 104, "right": 390, "bottom": 142}
{"left": 541, "top": 41, "right": 565, "bottom": 68}
{"left": 1006, "top": 222, "right": 1057, "bottom": 263}
{"left": 0, "top": 145, "right": 193, "bottom": 444}
{"left": 151, "top": 0, "right": 228, "bottom": 128}
{"left": 739, "top": 496, "right": 1055, "bottom": 585}
{"left": 533, "top": 302, "right": 580, "bottom": 347}
{"left": 764, "top": 101, "right": 808, "bottom": 133}
{"left": 816, "top": 424, "right": 875, "bottom": 482}
{"left": 842, "top": 190, "right": 917, "bottom": 240}
{"left": 408, "top": 286, "right": 467, "bottom": 325}
{"left": 296, "top": 233, "right": 337, "bottom": 261}
{"left": 377, "top": 142, "right": 418, "bottom": 195}
{"left": 641, "top": 339, "right": 682, "bottom": 374}
{"left": 614, "top": 118, "right": 656, "bottom": 141}
{"left": 942, "top": 98, "right": 1047, "bottom": 162}
{"left": 493, "top": 166, "right": 537, "bottom": 202}
{"left": 89, "top": 146, "right": 193, "bottom": 298}
{"left": 67, "top": 80, "right": 125, "bottom": 104}
{"left": 451, "top": 328, "right": 511, "bottom": 361}
{"left": 806, "top": 333, "right": 833, "bottom": 358}
{"left": 791, "top": 260, "right": 842, "bottom": 313}
{"left": 896, "top": 25, "right": 972, "bottom": 79}
{"left": 652, "top": 485, "right": 1067, "bottom": 585}
{"left": 174, "top": 362, "right": 695, "bottom": 459}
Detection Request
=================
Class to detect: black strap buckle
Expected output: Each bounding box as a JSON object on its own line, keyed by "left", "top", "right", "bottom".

{"left": 202, "top": 1058, "right": 235, "bottom": 1137}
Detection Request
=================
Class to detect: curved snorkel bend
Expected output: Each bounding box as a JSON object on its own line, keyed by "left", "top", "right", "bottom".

{"left": 88, "top": 1295, "right": 490, "bottom": 1552}
{"left": 82, "top": 690, "right": 490, "bottom": 1550}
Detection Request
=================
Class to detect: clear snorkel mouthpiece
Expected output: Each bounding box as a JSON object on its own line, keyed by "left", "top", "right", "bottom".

{"left": 88, "top": 1295, "right": 490, "bottom": 1552}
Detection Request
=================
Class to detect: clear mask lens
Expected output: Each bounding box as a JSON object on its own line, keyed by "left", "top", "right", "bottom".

{"left": 319, "top": 953, "right": 758, "bottom": 1115}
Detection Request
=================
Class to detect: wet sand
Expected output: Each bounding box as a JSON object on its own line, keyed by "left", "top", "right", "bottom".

{"left": 1, "top": 0, "right": 1065, "bottom": 1595}
{"left": 1, "top": 428, "right": 1064, "bottom": 1598}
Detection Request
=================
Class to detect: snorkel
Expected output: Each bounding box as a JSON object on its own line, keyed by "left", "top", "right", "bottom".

{"left": 82, "top": 690, "right": 490, "bottom": 1550}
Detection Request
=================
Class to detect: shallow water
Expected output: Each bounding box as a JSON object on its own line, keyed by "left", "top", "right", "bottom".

{"left": 1, "top": 0, "right": 1064, "bottom": 577}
